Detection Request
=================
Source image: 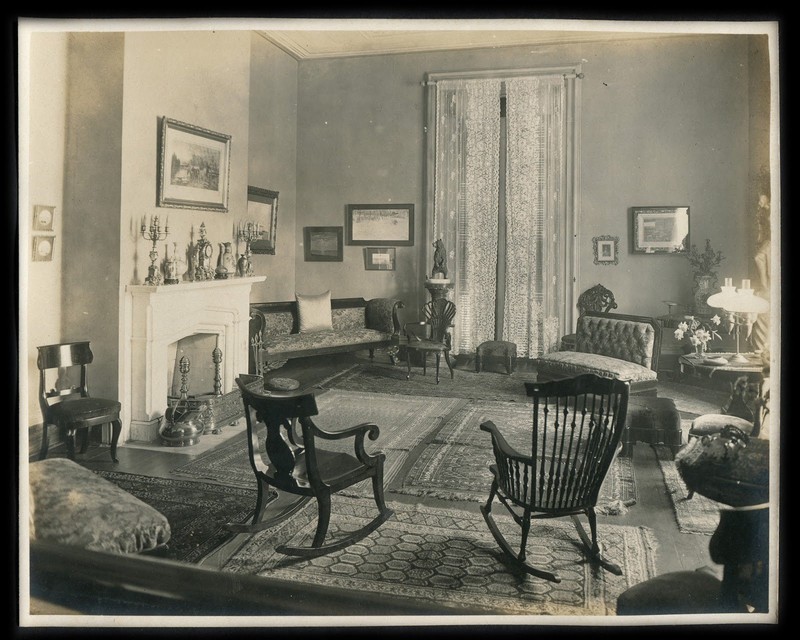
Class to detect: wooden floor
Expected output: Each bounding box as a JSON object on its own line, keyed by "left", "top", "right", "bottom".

{"left": 29, "top": 351, "right": 717, "bottom": 583}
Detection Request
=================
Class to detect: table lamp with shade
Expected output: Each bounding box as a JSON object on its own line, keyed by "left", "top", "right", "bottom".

{"left": 706, "top": 278, "right": 770, "bottom": 364}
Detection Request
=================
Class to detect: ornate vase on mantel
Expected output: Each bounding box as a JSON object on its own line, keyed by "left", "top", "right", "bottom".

{"left": 693, "top": 275, "right": 716, "bottom": 316}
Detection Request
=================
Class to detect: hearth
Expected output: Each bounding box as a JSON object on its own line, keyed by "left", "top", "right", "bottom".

{"left": 121, "top": 276, "right": 265, "bottom": 444}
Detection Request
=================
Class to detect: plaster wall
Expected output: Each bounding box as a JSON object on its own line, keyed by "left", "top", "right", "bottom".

{"left": 296, "top": 34, "right": 767, "bottom": 323}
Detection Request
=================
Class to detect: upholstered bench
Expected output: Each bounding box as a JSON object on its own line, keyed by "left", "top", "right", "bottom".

{"left": 249, "top": 293, "right": 404, "bottom": 374}
{"left": 28, "top": 458, "right": 171, "bottom": 554}
{"left": 535, "top": 311, "right": 662, "bottom": 396}
{"left": 621, "top": 396, "right": 683, "bottom": 458}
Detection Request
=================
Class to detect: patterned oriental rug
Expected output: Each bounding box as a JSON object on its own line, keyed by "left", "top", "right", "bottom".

{"left": 396, "top": 401, "right": 637, "bottom": 515}
{"left": 170, "top": 389, "right": 465, "bottom": 495}
{"left": 170, "top": 390, "right": 636, "bottom": 516}
{"left": 322, "top": 362, "right": 539, "bottom": 402}
{"left": 95, "top": 471, "right": 261, "bottom": 563}
{"left": 221, "top": 496, "right": 658, "bottom": 616}
{"left": 651, "top": 444, "right": 725, "bottom": 535}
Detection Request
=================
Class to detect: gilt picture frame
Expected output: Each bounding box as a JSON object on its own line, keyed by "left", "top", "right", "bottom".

{"left": 631, "top": 206, "right": 690, "bottom": 254}
{"left": 593, "top": 235, "right": 619, "bottom": 265}
{"left": 345, "top": 203, "right": 414, "bottom": 246}
{"left": 247, "top": 186, "right": 279, "bottom": 255}
{"left": 157, "top": 117, "right": 231, "bottom": 211}
{"left": 304, "top": 226, "right": 343, "bottom": 262}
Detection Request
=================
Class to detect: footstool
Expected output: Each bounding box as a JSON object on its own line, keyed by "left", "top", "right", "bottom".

{"left": 476, "top": 340, "right": 517, "bottom": 375}
{"left": 621, "top": 396, "right": 683, "bottom": 458}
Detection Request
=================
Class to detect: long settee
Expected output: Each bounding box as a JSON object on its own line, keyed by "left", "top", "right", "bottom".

{"left": 534, "top": 311, "right": 662, "bottom": 396}
{"left": 249, "top": 295, "right": 404, "bottom": 375}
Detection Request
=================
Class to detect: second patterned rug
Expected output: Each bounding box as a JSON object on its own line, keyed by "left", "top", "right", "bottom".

{"left": 393, "top": 400, "right": 638, "bottom": 515}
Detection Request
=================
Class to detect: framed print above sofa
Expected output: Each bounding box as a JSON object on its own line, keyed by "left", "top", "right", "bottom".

{"left": 345, "top": 204, "right": 414, "bottom": 246}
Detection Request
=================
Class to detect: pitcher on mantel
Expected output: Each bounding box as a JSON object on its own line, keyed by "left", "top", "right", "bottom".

{"left": 215, "top": 242, "right": 236, "bottom": 279}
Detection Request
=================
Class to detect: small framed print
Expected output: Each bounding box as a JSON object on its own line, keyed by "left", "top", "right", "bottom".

{"left": 303, "top": 226, "right": 343, "bottom": 262}
{"left": 32, "top": 235, "right": 55, "bottom": 262}
{"left": 33, "top": 205, "right": 55, "bottom": 231}
{"left": 364, "top": 247, "right": 396, "bottom": 271}
{"left": 593, "top": 235, "right": 619, "bottom": 265}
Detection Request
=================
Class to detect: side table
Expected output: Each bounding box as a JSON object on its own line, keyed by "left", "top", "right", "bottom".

{"left": 678, "top": 353, "right": 766, "bottom": 391}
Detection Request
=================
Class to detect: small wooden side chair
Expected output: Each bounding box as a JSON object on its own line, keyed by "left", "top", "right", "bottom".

{"left": 402, "top": 298, "right": 456, "bottom": 384}
{"left": 37, "top": 341, "right": 122, "bottom": 463}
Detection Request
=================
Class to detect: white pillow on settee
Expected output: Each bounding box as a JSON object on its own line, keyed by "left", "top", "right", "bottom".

{"left": 296, "top": 290, "right": 333, "bottom": 333}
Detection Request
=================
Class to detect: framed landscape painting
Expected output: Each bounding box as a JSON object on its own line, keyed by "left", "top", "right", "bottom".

{"left": 345, "top": 204, "right": 414, "bottom": 246}
{"left": 157, "top": 117, "right": 231, "bottom": 211}
{"left": 631, "top": 206, "right": 690, "bottom": 254}
{"left": 304, "top": 226, "right": 343, "bottom": 262}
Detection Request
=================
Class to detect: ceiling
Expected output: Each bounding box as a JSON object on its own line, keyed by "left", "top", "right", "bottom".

{"left": 257, "top": 26, "right": 692, "bottom": 60}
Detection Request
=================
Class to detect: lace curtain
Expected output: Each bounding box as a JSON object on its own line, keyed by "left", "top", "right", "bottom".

{"left": 432, "top": 74, "right": 572, "bottom": 358}
{"left": 504, "top": 77, "right": 566, "bottom": 356}
{"left": 434, "top": 79, "right": 500, "bottom": 355}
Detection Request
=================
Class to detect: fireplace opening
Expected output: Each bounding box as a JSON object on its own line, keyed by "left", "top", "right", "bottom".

{"left": 162, "top": 332, "right": 243, "bottom": 444}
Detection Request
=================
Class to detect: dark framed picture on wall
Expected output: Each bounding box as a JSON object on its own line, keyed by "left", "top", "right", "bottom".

{"left": 630, "top": 206, "right": 690, "bottom": 255}
{"left": 304, "top": 226, "right": 343, "bottom": 262}
{"left": 247, "top": 186, "right": 279, "bottom": 255}
{"left": 345, "top": 203, "right": 414, "bottom": 246}
{"left": 157, "top": 116, "right": 231, "bottom": 211}
{"left": 364, "top": 247, "right": 396, "bottom": 271}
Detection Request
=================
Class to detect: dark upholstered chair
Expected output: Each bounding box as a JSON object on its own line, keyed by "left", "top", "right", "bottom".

{"left": 560, "top": 284, "right": 618, "bottom": 351}
{"left": 480, "top": 374, "right": 630, "bottom": 583}
{"left": 402, "top": 298, "right": 456, "bottom": 384}
{"left": 229, "top": 375, "right": 394, "bottom": 557}
{"left": 37, "top": 341, "right": 122, "bottom": 463}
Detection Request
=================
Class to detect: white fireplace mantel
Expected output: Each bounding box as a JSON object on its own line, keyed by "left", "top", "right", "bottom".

{"left": 120, "top": 276, "right": 265, "bottom": 443}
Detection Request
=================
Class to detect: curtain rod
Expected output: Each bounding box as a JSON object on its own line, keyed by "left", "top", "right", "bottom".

{"left": 421, "top": 72, "right": 583, "bottom": 86}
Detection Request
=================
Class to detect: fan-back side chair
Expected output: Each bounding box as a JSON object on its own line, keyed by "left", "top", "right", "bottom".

{"left": 560, "top": 284, "right": 618, "bottom": 351}
{"left": 480, "top": 373, "right": 630, "bottom": 582}
{"left": 230, "top": 375, "right": 394, "bottom": 557}
{"left": 402, "top": 297, "right": 456, "bottom": 384}
{"left": 37, "top": 341, "right": 122, "bottom": 463}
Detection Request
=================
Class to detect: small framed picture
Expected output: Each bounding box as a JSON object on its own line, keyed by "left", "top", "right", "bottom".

{"left": 364, "top": 247, "right": 396, "bottom": 271}
{"left": 593, "top": 235, "right": 619, "bottom": 265}
{"left": 33, "top": 205, "right": 55, "bottom": 231}
{"left": 32, "top": 235, "right": 55, "bottom": 262}
{"left": 631, "top": 206, "right": 690, "bottom": 254}
{"left": 303, "top": 226, "right": 343, "bottom": 262}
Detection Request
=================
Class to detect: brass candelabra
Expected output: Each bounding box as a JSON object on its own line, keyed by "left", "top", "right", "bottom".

{"left": 141, "top": 215, "right": 170, "bottom": 285}
{"left": 236, "top": 220, "right": 263, "bottom": 277}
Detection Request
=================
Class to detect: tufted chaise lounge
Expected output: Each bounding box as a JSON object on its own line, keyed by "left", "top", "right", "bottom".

{"left": 534, "top": 311, "right": 662, "bottom": 396}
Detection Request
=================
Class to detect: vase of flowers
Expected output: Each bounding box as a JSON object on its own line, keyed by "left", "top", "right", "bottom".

{"left": 687, "top": 239, "right": 725, "bottom": 315}
{"left": 674, "top": 315, "right": 722, "bottom": 357}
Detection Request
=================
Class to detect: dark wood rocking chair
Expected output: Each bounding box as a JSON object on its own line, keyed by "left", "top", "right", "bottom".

{"left": 229, "top": 375, "right": 394, "bottom": 557}
{"left": 480, "top": 373, "right": 630, "bottom": 583}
